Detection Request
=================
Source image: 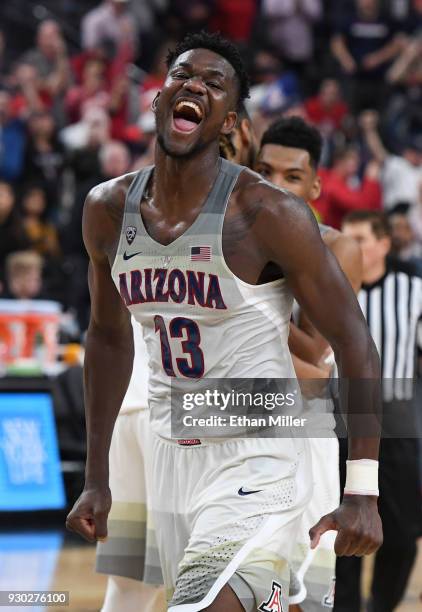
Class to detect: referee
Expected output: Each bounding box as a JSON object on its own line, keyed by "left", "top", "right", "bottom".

{"left": 335, "top": 210, "right": 422, "bottom": 612}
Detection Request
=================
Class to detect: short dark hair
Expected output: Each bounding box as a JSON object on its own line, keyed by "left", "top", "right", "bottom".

{"left": 260, "top": 117, "right": 322, "bottom": 169}
{"left": 387, "top": 201, "right": 411, "bottom": 217}
{"left": 166, "top": 31, "right": 250, "bottom": 106}
{"left": 342, "top": 210, "right": 391, "bottom": 239}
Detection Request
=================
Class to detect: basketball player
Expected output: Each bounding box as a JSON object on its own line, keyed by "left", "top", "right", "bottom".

{"left": 256, "top": 117, "right": 362, "bottom": 611}
{"left": 96, "top": 316, "right": 165, "bottom": 612}
{"left": 66, "top": 32, "right": 382, "bottom": 612}
{"left": 219, "top": 102, "right": 258, "bottom": 169}
{"left": 97, "top": 105, "right": 256, "bottom": 612}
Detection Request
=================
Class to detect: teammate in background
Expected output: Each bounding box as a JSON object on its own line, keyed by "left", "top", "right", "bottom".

{"left": 67, "top": 32, "right": 381, "bottom": 612}
{"left": 219, "top": 102, "right": 258, "bottom": 169}
{"left": 96, "top": 316, "right": 165, "bottom": 612}
{"left": 256, "top": 118, "right": 362, "bottom": 373}
{"left": 256, "top": 117, "right": 362, "bottom": 610}
{"left": 339, "top": 210, "right": 422, "bottom": 612}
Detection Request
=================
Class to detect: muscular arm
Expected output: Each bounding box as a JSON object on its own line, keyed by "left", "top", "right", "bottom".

{"left": 84, "top": 275, "right": 133, "bottom": 488}
{"left": 289, "top": 231, "right": 362, "bottom": 366}
{"left": 67, "top": 177, "right": 134, "bottom": 542}
{"left": 250, "top": 185, "right": 380, "bottom": 461}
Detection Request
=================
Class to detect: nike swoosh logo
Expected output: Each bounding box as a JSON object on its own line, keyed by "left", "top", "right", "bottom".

{"left": 238, "top": 487, "right": 262, "bottom": 496}
{"left": 123, "top": 250, "right": 142, "bottom": 261}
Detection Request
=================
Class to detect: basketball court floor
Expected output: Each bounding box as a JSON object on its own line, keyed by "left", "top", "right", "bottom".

{"left": 0, "top": 526, "right": 421, "bottom": 612}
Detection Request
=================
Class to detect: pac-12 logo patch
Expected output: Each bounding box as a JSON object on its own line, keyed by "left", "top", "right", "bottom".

{"left": 259, "top": 581, "right": 283, "bottom": 612}
{"left": 322, "top": 577, "right": 336, "bottom": 608}
{"left": 126, "top": 226, "right": 137, "bottom": 245}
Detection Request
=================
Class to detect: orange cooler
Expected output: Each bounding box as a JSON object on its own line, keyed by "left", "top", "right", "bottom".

{"left": 0, "top": 300, "right": 61, "bottom": 365}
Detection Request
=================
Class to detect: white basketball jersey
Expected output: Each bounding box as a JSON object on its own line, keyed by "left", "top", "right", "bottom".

{"left": 111, "top": 159, "right": 296, "bottom": 437}
{"left": 120, "top": 316, "right": 149, "bottom": 413}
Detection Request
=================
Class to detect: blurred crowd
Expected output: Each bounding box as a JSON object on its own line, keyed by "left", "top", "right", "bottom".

{"left": 0, "top": 0, "right": 421, "bottom": 340}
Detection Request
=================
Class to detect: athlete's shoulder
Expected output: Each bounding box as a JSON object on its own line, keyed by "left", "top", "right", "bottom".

{"left": 83, "top": 171, "right": 138, "bottom": 258}
{"left": 85, "top": 172, "right": 138, "bottom": 214}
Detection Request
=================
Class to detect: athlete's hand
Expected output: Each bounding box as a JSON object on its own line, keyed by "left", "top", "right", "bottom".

{"left": 66, "top": 486, "right": 112, "bottom": 543}
{"left": 309, "top": 495, "right": 383, "bottom": 556}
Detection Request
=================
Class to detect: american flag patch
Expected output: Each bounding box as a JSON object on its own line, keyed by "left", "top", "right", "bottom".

{"left": 190, "top": 246, "right": 212, "bottom": 261}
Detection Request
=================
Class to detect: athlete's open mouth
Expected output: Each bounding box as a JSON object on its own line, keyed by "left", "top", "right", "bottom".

{"left": 172, "top": 100, "right": 203, "bottom": 133}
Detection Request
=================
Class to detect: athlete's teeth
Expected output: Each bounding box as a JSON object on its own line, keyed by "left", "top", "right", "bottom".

{"left": 175, "top": 101, "right": 202, "bottom": 119}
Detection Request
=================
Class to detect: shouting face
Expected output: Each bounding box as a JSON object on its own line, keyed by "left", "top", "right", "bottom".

{"left": 154, "top": 48, "right": 237, "bottom": 159}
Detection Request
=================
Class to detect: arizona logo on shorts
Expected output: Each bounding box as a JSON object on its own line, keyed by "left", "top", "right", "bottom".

{"left": 259, "top": 581, "right": 283, "bottom": 612}
{"left": 322, "top": 577, "right": 336, "bottom": 608}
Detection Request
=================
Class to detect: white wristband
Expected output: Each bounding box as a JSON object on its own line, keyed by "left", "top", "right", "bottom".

{"left": 344, "top": 459, "right": 379, "bottom": 496}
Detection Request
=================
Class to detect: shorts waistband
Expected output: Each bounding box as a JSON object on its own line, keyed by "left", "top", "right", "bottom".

{"left": 153, "top": 433, "right": 251, "bottom": 447}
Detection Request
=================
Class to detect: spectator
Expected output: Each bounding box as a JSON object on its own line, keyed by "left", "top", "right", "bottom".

{"left": 60, "top": 105, "right": 111, "bottom": 159}
{"left": 360, "top": 109, "right": 422, "bottom": 210}
{"left": 65, "top": 57, "right": 110, "bottom": 123}
{"left": 261, "top": 0, "right": 323, "bottom": 74}
{"left": 305, "top": 78, "right": 349, "bottom": 138}
{"left": 0, "top": 89, "right": 26, "bottom": 182}
{"left": 305, "top": 77, "right": 350, "bottom": 165}
{"left": 209, "top": 0, "right": 258, "bottom": 46}
{"left": 20, "top": 19, "right": 71, "bottom": 120}
{"left": 387, "top": 30, "right": 422, "bottom": 85}
{"left": 0, "top": 181, "right": 30, "bottom": 287}
{"left": 136, "top": 42, "right": 172, "bottom": 139}
{"left": 387, "top": 202, "right": 422, "bottom": 274}
{"left": 61, "top": 140, "right": 131, "bottom": 330}
{"left": 98, "top": 140, "right": 131, "bottom": 179}
{"left": 24, "top": 110, "right": 66, "bottom": 212}
{"left": 247, "top": 49, "right": 302, "bottom": 139}
{"left": 4, "top": 251, "right": 43, "bottom": 300}
{"left": 331, "top": 0, "right": 404, "bottom": 111}
{"left": 318, "top": 145, "right": 382, "bottom": 228}
{"left": 81, "top": 0, "right": 138, "bottom": 52}
{"left": 71, "top": 32, "right": 134, "bottom": 91}
{"left": 71, "top": 8, "right": 135, "bottom": 140}
{"left": 382, "top": 1, "right": 422, "bottom": 148}
{"left": 166, "top": 1, "right": 214, "bottom": 38}
{"left": 8, "top": 62, "right": 52, "bottom": 118}
{"left": 64, "top": 139, "right": 130, "bottom": 255}
{"left": 65, "top": 55, "right": 130, "bottom": 140}
{"left": 21, "top": 185, "right": 60, "bottom": 259}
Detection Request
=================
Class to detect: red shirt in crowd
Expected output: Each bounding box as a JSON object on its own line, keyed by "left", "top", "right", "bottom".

{"left": 317, "top": 168, "right": 382, "bottom": 229}
{"left": 305, "top": 96, "right": 349, "bottom": 132}
{"left": 210, "top": 0, "right": 257, "bottom": 42}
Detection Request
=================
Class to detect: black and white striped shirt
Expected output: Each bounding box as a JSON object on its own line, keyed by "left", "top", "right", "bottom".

{"left": 358, "top": 267, "right": 422, "bottom": 401}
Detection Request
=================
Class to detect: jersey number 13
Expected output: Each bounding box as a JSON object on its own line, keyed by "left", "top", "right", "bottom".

{"left": 154, "top": 315, "right": 204, "bottom": 378}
